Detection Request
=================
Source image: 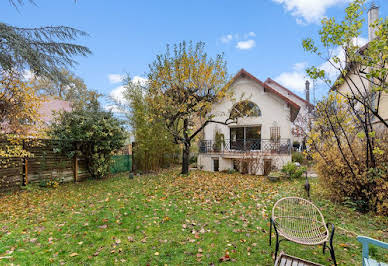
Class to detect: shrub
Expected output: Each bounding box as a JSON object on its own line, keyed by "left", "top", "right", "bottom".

{"left": 281, "top": 162, "right": 306, "bottom": 179}
{"left": 221, "top": 168, "right": 237, "bottom": 174}
{"left": 189, "top": 155, "right": 197, "bottom": 165}
{"left": 314, "top": 138, "right": 388, "bottom": 215}
{"left": 267, "top": 171, "right": 285, "bottom": 182}
{"left": 292, "top": 151, "right": 304, "bottom": 164}
{"left": 50, "top": 102, "right": 126, "bottom": 179}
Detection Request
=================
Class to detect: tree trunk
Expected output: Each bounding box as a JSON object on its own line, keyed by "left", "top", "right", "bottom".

{"left": 181, "top": 118, "right": 190, "bottom": 175}
{"left": 181, "top": 142, "right": 190, "bottom": 174}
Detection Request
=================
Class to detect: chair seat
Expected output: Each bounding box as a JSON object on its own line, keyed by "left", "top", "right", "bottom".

{"left": 274, "top": 251, "right": 323, "bottom": 266}
{"left": 272, "top": 197, "right": 330, "bottom": 245}
{"left": 275, "top": 223, "right": 328, "bottom": 245}
{"left": 364, "top": 258, "right": 388, "bottom": 266}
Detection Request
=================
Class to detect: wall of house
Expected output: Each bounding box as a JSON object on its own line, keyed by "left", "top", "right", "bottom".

{"left": 198, "top": 153, "right": 291, "bottom": 175}
{"left": 197, "top": 154, "right": 233, "bottom": 172}
{"left": 267, "top": 81, "right": 311, "bottom": 145}
{"left": 337, "top": 71, "right": 388, "bottom": 127}
{"left": 203, "top": 77, "right": 292, "bottom": 141}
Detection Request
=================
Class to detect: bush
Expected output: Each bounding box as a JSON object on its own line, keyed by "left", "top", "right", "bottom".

{"left": 292, "top": 151, "right": 304, "bottom": 164}
{"left": 267, "top": 171, "right": 285, "bottom": 182}
{"left": 314, "top": 139, "right": 388, "bottom": 215}
{"left": 189, "top": 155, "right": 197, "bottom": 165}
{"left": 50, "top": 102, "right": 126, "bottom": 179}
{"left": 221, "top": 168, "right": 237, "bottom": 174}
{"left": 281, "top": 162, "right": 306, "bottom": 179}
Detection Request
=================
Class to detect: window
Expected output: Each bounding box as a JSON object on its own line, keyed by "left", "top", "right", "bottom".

{"left": 213, "top": 158, "right": 219, "bottom": 172}
{"left": 230, "top": 126, "right": 261, "bottom": 150}
{"left": 230, "top": 101, "right": 261, "bottom": 120}
{"left": 270, "top": 127, "right": 280, "bottom": 142}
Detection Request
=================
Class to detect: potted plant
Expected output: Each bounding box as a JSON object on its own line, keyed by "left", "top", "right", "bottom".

{"left": 213, "top": 131, "right": 225, "bottom": 152}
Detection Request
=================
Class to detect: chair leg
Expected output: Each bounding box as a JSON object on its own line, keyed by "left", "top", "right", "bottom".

{"left": 327, "top": 223, "right": 337, "bottom": 266}
{"left": 322, "top": 241, "right": 326, "bottom": 254}
{"left": 272, "top": 219, "right": 280, "bottom": 261}
{"left": 275, "top": 233, "right": 280, "bottom": 261}
{"left": 269, "top": 217, "right": 272, "bottom": 246}
{"left": 329, "top": 243, "right": 337, "bottom": 266}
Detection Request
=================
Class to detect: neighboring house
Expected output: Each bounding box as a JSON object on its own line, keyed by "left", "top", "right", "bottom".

{"left": 197, "top": 69, "right": 311, "bottom": 175}
{"left": 332, "top": 5, "right": 388, "bottom": 131}
{"left": 0, "top": 97, "right": 72, "bottom": 135}
{"left": 38, "top": 97, "right": 72, "bottom": 127}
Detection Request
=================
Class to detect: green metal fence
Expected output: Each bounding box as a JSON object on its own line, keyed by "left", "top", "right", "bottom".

{"left": 110, "top": 155, "right": 132, "bottom": 174}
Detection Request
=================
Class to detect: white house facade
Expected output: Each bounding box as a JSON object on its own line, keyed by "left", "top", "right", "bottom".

{"left": 197, "top": 69, "right": 311, "bottom": 175}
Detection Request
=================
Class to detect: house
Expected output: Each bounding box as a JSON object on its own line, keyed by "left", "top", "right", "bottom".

{"left": 38, "top": 97, "right": 72, "bottom": 127}
{"left": 332, "top": 4, "right": 388, "bottom": 132}
{"left": 0, "top": 96, "right": 72, "bottom": 135}
{"left": 197, "top": 69, "right": 311, "bottom": 175}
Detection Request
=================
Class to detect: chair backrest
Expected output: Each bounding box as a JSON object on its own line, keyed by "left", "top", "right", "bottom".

{"left": 272, "top": 197, "right": 326, "bottom": 227}
{"left": 357, "top": 236, "right": 388, "bottom": 266}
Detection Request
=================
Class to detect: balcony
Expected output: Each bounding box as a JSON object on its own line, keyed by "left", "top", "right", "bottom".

{"left": 198, "top": 139, "right": 291, "bottom": 155}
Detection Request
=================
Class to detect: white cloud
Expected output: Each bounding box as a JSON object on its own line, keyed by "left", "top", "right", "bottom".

{"left": 245, "top": 32, "right": 256, "bottom": 38}
{"left": 221, "top": 34, "right": 233, "bottom": 43}
{"left": 107, "top": 75, "right": 148, "bottom": 113}
{"left": 275, "top": 62, "right": 310, "bottom": 92}
{"left": 108, "top": 74, "right": 124, "bottom": 84}
{"left": 319, "top": 37, "right": 368, "bottom": 80}
{"left": 132, "top": 76, "right": 148, "bottom": 86}
{"left": 274, "top": 37, "right": 368, "bottom": 93}
{"left": 236, "top": 40, "right": 256, "bottom": 50}
{"left": 23, "top": 69, "right": 33, "bottom": 81}
{"left": 110, "top": 85, "right": 126, "bottom": 103}
{"left": 220, "top": 32, "right": 257, "bottom": 50}
{"left": 272, "top": 0, "right": 350, "bottom": 24}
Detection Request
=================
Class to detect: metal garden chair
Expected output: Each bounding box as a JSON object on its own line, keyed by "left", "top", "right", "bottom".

{"left": 269, "top": 197, "right": 337, "bottom": 265}
{"left": 357, "top": 236, "right": 388, "bottom": 266}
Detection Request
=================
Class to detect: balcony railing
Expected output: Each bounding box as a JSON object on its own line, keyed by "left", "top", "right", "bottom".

{"left": 198, "top": 139, "right": 291, "bottom": 155}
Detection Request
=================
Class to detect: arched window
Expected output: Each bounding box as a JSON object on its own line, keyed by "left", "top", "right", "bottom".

{"left": 230, "top": 100, "right": 261, "bottom": 120}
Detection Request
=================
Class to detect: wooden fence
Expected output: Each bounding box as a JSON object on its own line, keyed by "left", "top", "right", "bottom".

{"left": 0, "top": 139, "right": 90, "bottom": 192}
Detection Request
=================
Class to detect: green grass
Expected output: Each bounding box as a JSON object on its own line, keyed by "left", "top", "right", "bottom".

{"left": 0, "top": 169, "right": 387, "bottom": 265}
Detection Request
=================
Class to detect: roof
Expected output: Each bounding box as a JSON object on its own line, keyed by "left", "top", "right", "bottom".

{"left": 331, "top": 42, "right": 370, "bottom": 91}
{"left": 229, "top": 69, "right": 301, "bottom": 122}
{"left": 39, "top": 97, "right": 72, "bottom": 124}
{"left": 265, "top": 78, "right": 313, "bottom": 107}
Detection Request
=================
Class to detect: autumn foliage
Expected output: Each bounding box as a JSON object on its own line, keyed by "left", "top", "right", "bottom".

{"left": 0, "top": 72, "right": 43, "bottom": 158}
{"left": 307, "top": 95, "right": 388, "bottom": 215}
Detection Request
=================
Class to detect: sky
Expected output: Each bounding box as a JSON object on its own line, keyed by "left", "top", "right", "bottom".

{"left": 1, "top": 0, "right": 387, "bottom": 108}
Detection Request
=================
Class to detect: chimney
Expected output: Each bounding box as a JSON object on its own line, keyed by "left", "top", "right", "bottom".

{"left": 368, "top": 3, "right": 379, "bottom": 41}
{"left": 305, "top": 80, "right": 310, "bottom": 103}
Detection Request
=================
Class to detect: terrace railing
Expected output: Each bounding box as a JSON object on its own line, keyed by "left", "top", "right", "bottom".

{"left": 198, "top": 139, "right": 291, "bottom": 155}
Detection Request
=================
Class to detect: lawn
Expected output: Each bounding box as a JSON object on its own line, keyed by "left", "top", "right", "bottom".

{"left": 0, "top": 169, "right": 387, "bottom": 265}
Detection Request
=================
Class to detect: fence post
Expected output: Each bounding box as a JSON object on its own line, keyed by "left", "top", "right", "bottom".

{"left": 131, "top": 142, "right": 135, "bottom": 172}
{"left": 22, "top": 139, "right": 28, "bottom": 186}
{"left": 74, "top": 155, "right": 78, "bottom": 182}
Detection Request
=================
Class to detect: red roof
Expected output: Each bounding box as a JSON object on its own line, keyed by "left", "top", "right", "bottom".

{"left": 39, "top": 97, "right": 72, "bottom": 124}
{"left": 265, "top": 78, "right": 313, "bottom": 107}
{"left": 229, "top": 69, "right": 301, "bottom": 121}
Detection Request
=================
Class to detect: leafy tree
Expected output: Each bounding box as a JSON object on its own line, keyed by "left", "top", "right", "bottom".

{"left": 302, "top": 0, "right": 388, "bottom": 214}
{"left": 31, "top": 68, "right": 100, "bottom": 108}
{"left": 121, "top": 77, "right": 179, "bottom": 172}
{"left": 1, "top": 1, "right": 91, "bottom": 81}
{"left": 147, "top": 41, "right": 233, "bottom": 174}
{"left": 0, "top": 71, "right": 42, "bottom": 157}
{"left": 302, "top": 0, "right": 387, "bottom": 128}
{"left": 307, "top": 94, "right": 387, "bottom": 214}
{"left": 302, "top": 0, "right": 387, "bottom": 167}
{"left": 49, "top": 102, "right": 126, "bottom": 179}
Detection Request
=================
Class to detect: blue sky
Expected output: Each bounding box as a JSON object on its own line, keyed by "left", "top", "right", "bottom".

{"left": 1, "top": 0, "right": 387, "bottom": 106}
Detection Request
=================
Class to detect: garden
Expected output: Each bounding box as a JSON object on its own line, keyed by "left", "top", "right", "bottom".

{"left": 0, "top": 169, "right": 386, "bottom": 265}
